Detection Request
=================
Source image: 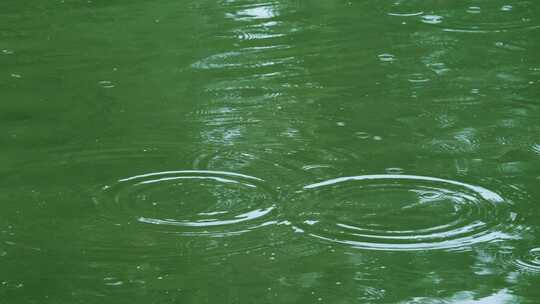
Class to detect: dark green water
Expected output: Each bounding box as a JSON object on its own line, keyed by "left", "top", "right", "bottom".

{"left": 2, "top": 0, "right": 540, "bottom": 303}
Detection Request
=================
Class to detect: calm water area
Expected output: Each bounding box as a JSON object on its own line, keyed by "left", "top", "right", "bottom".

{"left": 1, "top": 0, "right": 540, "bottom": 303}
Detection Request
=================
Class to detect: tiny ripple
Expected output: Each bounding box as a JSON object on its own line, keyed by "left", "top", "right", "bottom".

{"left": 377, "top": 53, "right": 396, "bottom": 63}
{"left": 407, "top": 73, "right": 430, "bottom": 83}
{"left": 421, "top": 15, "right": 444, "bottom": 25}
{"left": 287, "top": 175, "right": 516, "bottom": 251}
{"left": 355, "top": 131, "right": 371, "bottom": 140}
{"left": 384, "top": 167, "right": 404, "bottom": 174}
{"left": 388, "top": 11, "right": 424, "bottom": 17}
{"left": 96, "top": 170, "right": 277, "bottom": 237}
{"left": 495, "top": 41, "right": 526, "bottom": 51}
{"left": 466, "top": 6, "right": 482, "bottom": 14}
{"left": 98, "top": 80, "right": 115, "bottom": 89}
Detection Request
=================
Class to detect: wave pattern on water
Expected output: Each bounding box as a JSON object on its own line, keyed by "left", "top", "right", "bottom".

{"left": 97, "top": 170, "right": 277, "bottom": 237}
{"left": 288, "top": 175, "right": 517, "bottom": 251}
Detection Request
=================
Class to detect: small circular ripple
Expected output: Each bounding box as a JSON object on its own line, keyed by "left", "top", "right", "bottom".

{"left": 288, "top": 175, "right": 514, "bottom": 251}
{"left": 378, "top": 53, "right": 396, "bottom": 63}
{"left": 421, "top": 15, "right": 444, "bottom": 25}
{"left": 98, "top": 170, "right": 276, "bottom": 237}
{"left": 513, "top": 248, "right": 540, "bottom": 273}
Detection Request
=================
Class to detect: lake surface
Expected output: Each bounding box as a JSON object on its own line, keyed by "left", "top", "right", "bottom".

{"left": 1, "top": 0, "right": 540, "bottom": 303}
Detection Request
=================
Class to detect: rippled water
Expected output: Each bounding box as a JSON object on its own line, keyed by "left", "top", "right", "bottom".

{"left": 289, "top": 175, "right": 516, "bottom": 251}
{"left": 1, "top": 0, "right": 540, "bottom": 303}
{"left": 100, "top": 170, "right": 277, "bottom": 236}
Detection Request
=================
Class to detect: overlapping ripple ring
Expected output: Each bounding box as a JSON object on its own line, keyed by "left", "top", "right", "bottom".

{"left": 98, "top": 170, "right": 276, "bottom": 237}
{"left": 289, "top": 175, "right": 514, "bottom": 251}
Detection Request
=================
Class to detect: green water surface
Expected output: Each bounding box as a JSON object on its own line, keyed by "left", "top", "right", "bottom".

{"left": 1, "top": 0, "right": 540, "bottom": 303}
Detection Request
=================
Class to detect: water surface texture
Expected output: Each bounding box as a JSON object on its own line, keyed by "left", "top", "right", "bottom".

{"left": 1, "top": 0, "right": 540, "bottom": 303}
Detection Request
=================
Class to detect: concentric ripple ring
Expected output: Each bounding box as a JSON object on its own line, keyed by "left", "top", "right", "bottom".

{"left": 513, "top": 248, "right": 540, "bottom": 273}
{"left": 289, "top": 175, "right": 514, "bottom": 251}
{"left": 98, "top": 170, "right": 276, "bottom": 236}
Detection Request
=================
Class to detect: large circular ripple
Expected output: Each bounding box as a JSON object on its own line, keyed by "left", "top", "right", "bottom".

{"left": 98, "top": 170, "right": 276, "bottom": 237}
{"left": 288, "top": 175, "right": 514, "bottom": 251}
